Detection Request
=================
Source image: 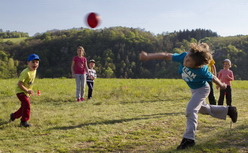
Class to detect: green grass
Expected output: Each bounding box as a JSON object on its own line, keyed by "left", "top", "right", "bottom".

{"left": 0, "top": 78, "right": 248, "bottom": 152}
{"left": 2, "top": 37, "right": 28, "bottom": 44}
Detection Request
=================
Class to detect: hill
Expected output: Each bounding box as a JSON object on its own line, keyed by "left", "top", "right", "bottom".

{"left": 0, "top": 27, "right": 248, "bottom": 79}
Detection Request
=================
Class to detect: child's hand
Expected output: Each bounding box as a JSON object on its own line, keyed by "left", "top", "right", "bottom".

{"left": 219, "top": 83, "right": 227, "bottom": 90}
{"left": 87, "top": 75, "right": 94, "bottom": 80}
{"left": 226, "top": 75, "right": 231, "bottom": 80}
{"left": 140, "top": 51, "right": 148, "bottom": 61}
{"left": 89, "top": 75, "right": 94, "bottom": 80}
{"left": 27, "top": 90, "right": 34, "bottom": 95}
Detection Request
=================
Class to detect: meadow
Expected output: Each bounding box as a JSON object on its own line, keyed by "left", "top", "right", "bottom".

{"left": 0, "top": 78, "right": 248, "bottom": 153}
{"left": 2, "top": 37, "right": 28, "bottom": 44}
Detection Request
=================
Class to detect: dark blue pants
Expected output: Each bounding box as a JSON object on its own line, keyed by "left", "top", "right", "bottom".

{"left": 218, "top": 85, "right": 232, "bottom": 106}
{"left": 87, "top": 82, "right": 94, "bottom": 99}
{"left": 207, "top": 81, "right": 216, "bottom": 105}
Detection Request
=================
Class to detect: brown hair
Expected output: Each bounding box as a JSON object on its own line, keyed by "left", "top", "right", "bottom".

{"left": 188, "top": 43, "right": 212, "bottom": 67}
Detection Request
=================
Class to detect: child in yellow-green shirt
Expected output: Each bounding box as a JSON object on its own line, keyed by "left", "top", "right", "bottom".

{"left": 9, "top": 54, "right": 40, "bottom": 127}
{"left": 207, "top": 58, "right": 217, "bottom": 105}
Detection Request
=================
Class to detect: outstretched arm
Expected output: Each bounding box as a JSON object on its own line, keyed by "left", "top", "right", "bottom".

{"left": 140, "top": 51, "right": 173, "bottom": 61}
{"left": 212, "top": 75, "right": 226, "bottom": 90}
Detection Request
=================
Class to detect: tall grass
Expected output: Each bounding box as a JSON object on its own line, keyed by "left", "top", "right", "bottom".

{"left": 0, "top": 78, "right": 247, "bottom": 152}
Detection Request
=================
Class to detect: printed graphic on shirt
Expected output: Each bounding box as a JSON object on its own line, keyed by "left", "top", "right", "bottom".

{"left": 181, "top": 67, "right": 197, "bottom": 82}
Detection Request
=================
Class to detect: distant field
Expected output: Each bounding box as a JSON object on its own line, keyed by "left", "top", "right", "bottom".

{"left": 2, "top": 37, "right": 29, "bottom": 44}
{"left": 0, "top": 78, "right": 247, "bottom": 152}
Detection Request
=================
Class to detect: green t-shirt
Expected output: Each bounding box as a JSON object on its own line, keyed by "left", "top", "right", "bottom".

{"left": 15, "top": 67, "right": 36, "bottom": 96}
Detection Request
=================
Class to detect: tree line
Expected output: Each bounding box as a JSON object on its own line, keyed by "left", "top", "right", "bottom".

{"left": 0, "top": 27, "right": 247, "bottom": 80}
{"left": 0, "top": 29, "right": 29, "bottom": 38}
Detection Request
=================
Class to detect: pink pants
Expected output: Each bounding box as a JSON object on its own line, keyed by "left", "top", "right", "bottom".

{"left": 13, "top": 93, "right": 31, "bottom": 122}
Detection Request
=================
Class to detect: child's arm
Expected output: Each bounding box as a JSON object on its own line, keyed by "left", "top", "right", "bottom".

{"left": 90, "top": 70, "right": 97, "bottom": 80}
{"left": 216, "top": 70, "right": 222, "bottom": 91}
{"left": 94, "top": 70, "right": 97, "bottom": 79}
{"left": 140, "top": 51, "right": 173, "bottom": 61}
{"left": 211, "top": 65, "right": 217, "bottom": 76}
{"left": 17, "top": 81, "right": 33, "bottom": 95}
{"left": 71, "top": 61, "right": 75, "bottom": 78}
{"left": 226, "top": 71, "right": 234, "bottom": 81}
{"left": 84, "top": 62, "right": 89, "bottom": 76}
{"left": 212, "top": 76, "right": 226, "bottom": 90}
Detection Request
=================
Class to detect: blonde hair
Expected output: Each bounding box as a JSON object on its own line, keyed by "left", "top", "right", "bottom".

{"left": 77, "top": 46, "right": 85, "bottom": 56}
{"left": 188, "top": 43, "right": 212, "bottom": 67}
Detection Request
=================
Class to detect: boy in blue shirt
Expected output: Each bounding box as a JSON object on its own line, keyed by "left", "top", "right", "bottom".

{"left": 140, "top": 43, "right": 238, "bottom": 150}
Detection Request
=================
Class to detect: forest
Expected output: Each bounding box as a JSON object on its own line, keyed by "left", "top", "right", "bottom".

{"left": 0, "top": 27, "right": 247, "bottom": 80}
{"left": 0, "top": 29, "right": 29, "bottom": 38}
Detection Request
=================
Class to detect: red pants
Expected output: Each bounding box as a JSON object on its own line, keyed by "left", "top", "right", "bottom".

{"left": 13, "top": 93, "right": 31, "bottom": 122}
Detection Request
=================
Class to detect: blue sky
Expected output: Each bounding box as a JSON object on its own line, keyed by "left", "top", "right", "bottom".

{"left": 1, "top": 0, "right": 248, "bottom": 37}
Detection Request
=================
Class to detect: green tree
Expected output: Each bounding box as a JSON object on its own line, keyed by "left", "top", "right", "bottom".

{"left": 104, "top": 67, "right": 115, "bottom": 78}
{"left": 0, "top": 51, "right": 18, "bottom": 78}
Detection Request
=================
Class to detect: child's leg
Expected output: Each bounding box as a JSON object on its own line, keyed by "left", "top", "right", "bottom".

{"left": 80, "top": 74, "right": 86, "bottom": 98}
{"left": 226, "top": 86, "right": 232, "bottom": 106}
{"left": 183, "top": 85, "right": 210, "bottom": 140}
{"left": 207, "top": 81, "right": 216, "bottom": 105}
{"left": 199, "top": 104, "right": 228, "bottom": 119}
{"left": 87, "top": 82, "right": 93, "bottom": 99}
{"left": 14, "top": 93, "right": 31, "bottom": 121}
{"left": 75, "top": 74, "right": 81, "bottom": 99}
{"left": 218, "top": 89, "right": 225, "bottom": 105}
{"left": 91, "top": 82, "right": 94, "bottom": 92}
{"left": 87, "top": 82, "right": 90, "bottom": 99}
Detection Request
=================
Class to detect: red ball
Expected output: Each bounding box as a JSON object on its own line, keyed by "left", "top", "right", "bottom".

{"left": 86, "top": 12, "right": 100, "bottom": 28}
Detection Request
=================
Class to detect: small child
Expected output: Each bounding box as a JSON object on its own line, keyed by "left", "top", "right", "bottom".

{"left": 207, "top": 58, "right": 217, "bottom": 105}
{"left": 9, "top": 54, "right": 40, "bottom": 127}
{"left": 86, "top": 59, "right": 97, "bottom": 99}
{"left": 140, "top": 43, "right": 238, "bottom": 150}
{"left": 217, "top": 59, "right": 234, "bottom": 106}
{"left": 71, "top": 46, "right": 89, "bottom": 102}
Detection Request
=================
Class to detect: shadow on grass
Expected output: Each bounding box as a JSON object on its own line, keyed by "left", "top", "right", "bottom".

{"left": 120, "top": 99, "right": 166, "bottom": 104}
{"left": 48, "top": 112, "right": 184, "bottom": 131}
{"left": 0, "top": 119, "right": 10, "bottom": 129}
{"left": 199, "top": 124, "right": 248, "bottom": 150}
{"left": 120, "top": 98, "right": 187, "bottom": 104}
{"left": 158, "top": 124, "right": 248, "bottom": 153}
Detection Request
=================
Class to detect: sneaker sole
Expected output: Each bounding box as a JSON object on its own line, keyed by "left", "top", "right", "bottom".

{"left": 230, "top": 107, "right": 238, "bottom": 123}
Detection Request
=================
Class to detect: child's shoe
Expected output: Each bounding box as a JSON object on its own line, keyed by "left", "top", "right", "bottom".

{"left": 177, "top": 138, "right": 195, "bottom": 150}
{"left": 20, "top": 121, "right": 31, "bottom": 127}
{"left": 80, "top": 98, "right": 85, "bottom": 101}
{"left": 9, "top": 113, "right": 15, "bottom": 122}
{"left": 77, "top": 98, "right": 80, "bottom": 102}
{"left": 228, "top": 106, "right": 238, "bottom": 123}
